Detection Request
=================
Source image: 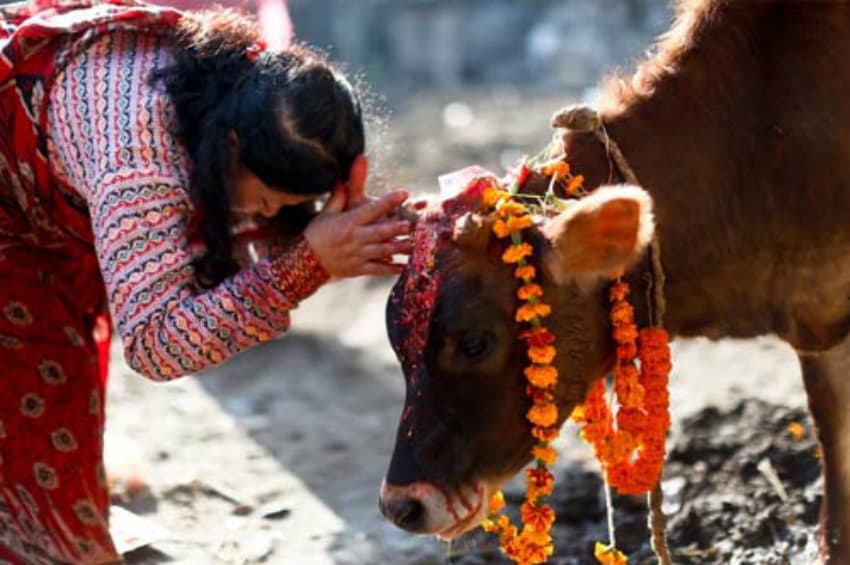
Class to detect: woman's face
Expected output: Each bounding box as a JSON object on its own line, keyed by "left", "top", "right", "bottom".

{"left": 229, "top": 162, "right": 316, "bottom": 219}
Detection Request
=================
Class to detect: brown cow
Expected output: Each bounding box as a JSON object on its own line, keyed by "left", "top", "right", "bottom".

{"left": 379, "top": 0, "right": 850, "bottom": 562}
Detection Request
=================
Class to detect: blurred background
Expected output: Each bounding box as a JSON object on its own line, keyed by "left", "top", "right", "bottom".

{"left": 11, "top": 0, "right": 804, "bottom": 563}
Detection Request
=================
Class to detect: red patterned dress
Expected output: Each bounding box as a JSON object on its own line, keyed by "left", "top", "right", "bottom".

{"left": 0, "top": 2, "right": 328, "bottom": 563}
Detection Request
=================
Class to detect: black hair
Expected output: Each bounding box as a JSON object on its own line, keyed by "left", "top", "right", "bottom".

{"left": 152, "top": 9, "right": 365, "bottom": 287}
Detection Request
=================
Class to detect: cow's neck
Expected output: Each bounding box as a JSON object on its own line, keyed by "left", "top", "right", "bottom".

{"left": 565, "top": 1, "right": 850, "bottom": 351}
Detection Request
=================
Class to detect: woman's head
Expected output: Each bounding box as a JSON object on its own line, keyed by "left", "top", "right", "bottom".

{"left": 154, "top": 9, "right": 364, "bottom": 286}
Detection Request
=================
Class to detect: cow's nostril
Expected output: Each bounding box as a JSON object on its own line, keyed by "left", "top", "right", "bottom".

{"left": 382, "top": 495, "right": 426, "bottom": 532}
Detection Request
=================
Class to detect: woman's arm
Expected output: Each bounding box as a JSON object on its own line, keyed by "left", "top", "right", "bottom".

{"left": 47, "top": 30, "right": 328, "bottom": 381}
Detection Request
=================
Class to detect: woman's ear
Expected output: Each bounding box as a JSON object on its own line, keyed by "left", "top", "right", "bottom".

{"left": 346, "top": 154, "right": 369, "bottom": 207}
{"left": 542, "top": 184, "right": 654, "bottom": 284}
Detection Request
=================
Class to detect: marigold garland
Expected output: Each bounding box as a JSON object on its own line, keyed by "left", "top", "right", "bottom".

{"left": 474, "top": 154, "right": 672, "bottom": 565}
{"left": 570, "top": 282, "right": 671, "bottom": 496}
{"left": 479, "top": 181, "right": 560, "bottom": 565}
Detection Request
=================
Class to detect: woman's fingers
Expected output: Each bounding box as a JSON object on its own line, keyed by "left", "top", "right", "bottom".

{"left": 360, "top": 240, "right": 412, "bottom": 260}
{"left": 359, "top": 261, "right": 405, "bottom": 276}
{"left": 351, "top": 190, "right": 408, "bottom": 225}
{"left": 357, "top": 220, "right": 411, "bottom": 244}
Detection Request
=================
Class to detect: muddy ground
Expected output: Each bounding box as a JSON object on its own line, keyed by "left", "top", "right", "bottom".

{"left": 106, "top": 90, "right": 820, "bottom": 564}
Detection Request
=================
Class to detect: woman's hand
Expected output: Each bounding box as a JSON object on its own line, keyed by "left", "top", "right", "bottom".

{"left": 304, "top": 182, "right": 412, "bottom": 278}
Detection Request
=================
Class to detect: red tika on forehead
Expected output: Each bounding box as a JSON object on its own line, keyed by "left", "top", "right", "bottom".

{"left": 389, "top": 172, "right": 500, "bottom": 379}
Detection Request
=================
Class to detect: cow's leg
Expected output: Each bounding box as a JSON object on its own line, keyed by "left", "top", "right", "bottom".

{"left": 798, "top": 342, "right": 850, "bottom": 564}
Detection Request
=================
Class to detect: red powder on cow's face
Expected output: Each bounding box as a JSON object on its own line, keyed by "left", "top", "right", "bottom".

{"left": 387, "top": 174, "right": 500, "bottom": 385}
{"left": 391, "top": 218, "right": 442, "bottom": 380}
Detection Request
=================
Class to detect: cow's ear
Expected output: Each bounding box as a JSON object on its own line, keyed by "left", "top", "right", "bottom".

{"left": 542, "top": 185, "right": 654, "bottom": 284}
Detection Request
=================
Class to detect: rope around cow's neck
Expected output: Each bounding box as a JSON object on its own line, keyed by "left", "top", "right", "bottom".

{"left": 552, "top": 105, "right": 673, "bottom": 565}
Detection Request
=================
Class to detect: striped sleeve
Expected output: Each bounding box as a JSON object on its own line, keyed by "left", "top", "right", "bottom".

{"left": 46, "top": 30, "right": 328, "bottom": 381}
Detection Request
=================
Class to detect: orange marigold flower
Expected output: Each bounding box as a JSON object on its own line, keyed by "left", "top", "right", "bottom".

{"left": 787, "top": 421, "right": 806, "bottom": 441}
{"left": 594, "top": 542, "right": 628, "bottom": 565}
{"left": 528, "top": 345, "right": 556, "bottom": 364}
{"left": 507, "top": 214, "right": 534, "bottom": 232}
{"left": 517, "top": 283, "right": 543, "bottom": 301}
{"left": 565, "top": 174, "right": 585, "bottom": 195}
{"left": 499, "top": 521, "right": 519, "bottom": 546}
{"left": 502, "top": 242, "right": 534, "bottom": 264}
{"left": 524, "top": 365, "right": 558, "bottom": 388}
{"left": 615, "top": 378, "right": 645, "bottom": 410}
{"left": 609, "top": 281, "right": 630, "bottom": 302}
{"left": 498, "top": 201, "right": 527, "bottom": 218}
{"left": 515, "top": 265, "right": 536, "bottom": 280}
{"left": 532, "top": 445, "right": 557, "bottom": 466}
{"left": 518, "top": 526, "right": 552, "bottom": 548}
{"left": 493, "top": 219, "right": 512, "bottom": 239}
{"left": 484, "top": 514, "right": 512, "bottom": 535}
{"left": 519, "top": 326, "right": 556, "bottom": 347}
{"left": 520, "top": 502, "right": 556, "bottom": 533}
{"left": 531, "top": 426, "right": 559, "bottom": 442}
{"left": 541, "top": 159, "right": 568, "bottom": 176}
{"left": 610, "top": 301, "right": 634, "bottom": 325}
{"left": 482, "top": 518, "right": 500, "bottom": 533}
{"left": 617, "top": 342, "right": 638, "bottom": 361}
{"left": 639, "top": 327, "right": 669, "bottom": 344}
{"left": 526, "top": 467, "right": 555, "bottom": 499}
{"left": 510, "top": 533, "right": 554, "bottom": 565}
{"left": 616, "top": 407, "right": 647, "bottom": 436}
{"left": 488, "top": 491, "right": 506, "bottom": 515}
{"left": 527, "top": 403, "right": 558, "bottom": 427}
{"left": 516, "top": 302, "right": 552, "bottom": 323}
{"left": 604, "top": 432, "right": 638, "bottom": 466}
{"left": 483, "top": 188, "right": 510, "bottom": 208}
{"left": 613, "top": 324, "right": 638, "bottom": 344}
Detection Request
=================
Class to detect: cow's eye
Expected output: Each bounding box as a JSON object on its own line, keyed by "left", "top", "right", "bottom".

{"left": 458, "top": 332, "right": 490, "bottom": 360}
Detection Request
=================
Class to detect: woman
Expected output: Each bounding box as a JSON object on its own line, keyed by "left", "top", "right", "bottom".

{"left": 0, "top": 1, "right": 410, "bottom": 562}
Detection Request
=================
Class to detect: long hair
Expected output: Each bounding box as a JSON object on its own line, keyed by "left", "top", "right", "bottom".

{"left": 152, "top": 9, "right": 365, "bottom": 287}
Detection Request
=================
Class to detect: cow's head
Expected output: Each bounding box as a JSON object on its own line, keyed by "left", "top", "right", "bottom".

{"left": 380, "top": 172, "right": 654, "bottom": 539}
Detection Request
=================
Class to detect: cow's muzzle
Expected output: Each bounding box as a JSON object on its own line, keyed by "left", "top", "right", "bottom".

{"left": 379, "top": 479, "right": 488, "bottom": 538}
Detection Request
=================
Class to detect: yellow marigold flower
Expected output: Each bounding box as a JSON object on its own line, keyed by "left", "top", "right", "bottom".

{"left": 502, "top": 242, "right": 534, "bottom": 264}
{"left": 516, "top": 302, "right": 552, "bottom": 323}
{"left": 524, "top": 365, "right": 558, "bottom": 388}
{"left": 481, "top": 518, "right": 499, "bottom": 533}
{"left": 515, "top": 265, "right": 536, "bottom": 280}
{"left": 517, "top": 283, "right": 543, "bottom": 301}
{"left": 527, "top": 403, "right": 558, "bottom": 427}
{"left": 594, "top": 542, "right": 628, "bottom": 565}
{"left": 488, "top": 491, "right": 506, "bottom": 515}
{"left": 492, "top": 219, "right": 512, "bottom": 238}
{"left": 532, "top": 445, "right": 557, "bottom": 466}
{"left": 787, "top": 421, "right": 806, "bottom": 440}
{"left": 483, "top": 188, "right": 510, "bottom": 208}
{"left": 528, "top": 345, "right": 556, "bottom": 364}
{"left": 506, "top": 214, "right": 534, "bottom": 232}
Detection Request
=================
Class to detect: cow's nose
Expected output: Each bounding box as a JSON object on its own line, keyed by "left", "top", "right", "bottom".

{"left": 380, "top": 494, "right": 426, "bottom": 532}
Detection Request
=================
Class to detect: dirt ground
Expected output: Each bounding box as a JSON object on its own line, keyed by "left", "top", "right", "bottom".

{"left": 105, "top": 90, "right": 819, "bottom": 564}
